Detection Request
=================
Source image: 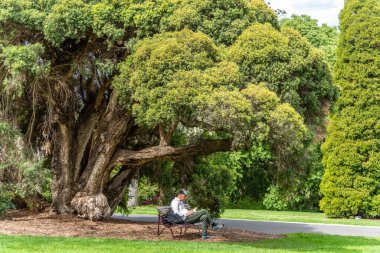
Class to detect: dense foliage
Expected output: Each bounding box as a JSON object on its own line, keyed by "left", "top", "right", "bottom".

{"left": 125, "top": 0, "right": 278, "bottom": 45}
{"left": 280, "top": 14, "right": 339, "bottom": 66}
{"left": 0, "top": 0, "right": 336, "bottom": 217}
{"left": 320, "top": 0, "right": 380, "bottom": 218}
{"left": 228, "top": 23, "right": 336, "bottom": 123}
{"left": 223, "top": 21, "right": 336, "bottom": 210}
{"left": 0, "top": 121, "right": 51, "bottom": 212}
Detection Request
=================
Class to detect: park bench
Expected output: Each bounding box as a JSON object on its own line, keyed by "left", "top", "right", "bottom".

{"left": 156, "top": 205, "right": 201, "bottom": 238}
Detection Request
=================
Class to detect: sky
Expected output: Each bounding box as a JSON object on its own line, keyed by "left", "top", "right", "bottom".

{"left": 267, "top": 0, "right": 345, "bottom": 27}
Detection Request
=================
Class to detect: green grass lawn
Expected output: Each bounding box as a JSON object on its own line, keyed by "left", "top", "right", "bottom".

{"left": 129, "top": 206, "right": 380, "bottom": 227}
{"left": 1, "top": 234, "right": 380, "bottom": 253}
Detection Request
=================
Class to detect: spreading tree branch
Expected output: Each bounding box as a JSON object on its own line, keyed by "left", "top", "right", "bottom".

{"left": 110, "top": 138, "right": 232, "bottom": 167}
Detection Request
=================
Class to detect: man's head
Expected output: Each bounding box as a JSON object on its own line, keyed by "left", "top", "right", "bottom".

{"left": 177, "top": 189, "right": 189, "bottom": 201}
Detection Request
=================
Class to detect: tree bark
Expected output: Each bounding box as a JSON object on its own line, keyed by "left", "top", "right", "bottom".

{"left": 110, "top": 139, "right": 232, "bottom": 167}
{"left": 105, "top": 166, "right": 140, "bottom": 213}
{"left": 68, "top": 92, "right": 133, "bottom": 219}
{"left": 127, "top": 170, "right": 139, "bottom": 207}
{"left": 51, "top": 122, "right": 75, "bottom": 214}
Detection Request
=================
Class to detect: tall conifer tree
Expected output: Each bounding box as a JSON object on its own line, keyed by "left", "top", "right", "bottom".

{"left": 320, "top": 0, "right": 380, "bottom": 217}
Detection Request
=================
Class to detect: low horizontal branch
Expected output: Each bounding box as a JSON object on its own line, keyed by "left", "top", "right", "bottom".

{"left": 110, "top": 139, "right": 232, "bottom": 167}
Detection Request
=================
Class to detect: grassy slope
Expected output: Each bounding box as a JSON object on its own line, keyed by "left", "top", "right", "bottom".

{"left": 130, "top": 206, "right": 380, "bottom": 226}
{"left": 1, "top": 234, "right": 380, "bottom": 253}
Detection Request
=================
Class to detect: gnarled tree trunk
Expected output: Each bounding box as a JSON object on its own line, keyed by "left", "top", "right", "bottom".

{"left": 49, "top": 90, "right": 233, "bottom": 220}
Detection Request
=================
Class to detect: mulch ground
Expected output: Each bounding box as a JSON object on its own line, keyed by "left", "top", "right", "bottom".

{"left": 0, "top": 209, "right": 282, "bottom": 243}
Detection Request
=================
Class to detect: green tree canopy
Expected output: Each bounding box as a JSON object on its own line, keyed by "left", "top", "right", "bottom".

{"left": 280, "top": 14, "right": 339, "bottom": 66}
{"left": 114, "top": 29, "right": 307, "bottom": 148}
{"left": 125, "top": 0, "right": 278, "bottom": 45}
{"left": 320, "top": 0, "right": 380, "bottom": 218}
{"left": 228, "top": 22, "right": 337, "bottom": 122}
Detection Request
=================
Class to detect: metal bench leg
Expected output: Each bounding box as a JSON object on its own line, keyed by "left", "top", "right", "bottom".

{"left": 157, "top": 214, "right": 168, "bottom": 237}
{"left": 169, "top": 227, "right": 175, "bottom": 238}
{"left": 157, "top": 215, "right": 160, "bottom": 236}
{"left": 158, "top": 227, "right": 167, "bottom": 236}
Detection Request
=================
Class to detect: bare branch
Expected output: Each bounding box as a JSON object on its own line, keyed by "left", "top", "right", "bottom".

{"left": 159, "top": 122, "right": 179, "bottom": 146}
{"left": 110, "top": 139, "right": 232, "bottom": 167}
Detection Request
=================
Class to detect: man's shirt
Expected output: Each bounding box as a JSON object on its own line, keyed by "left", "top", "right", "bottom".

{"left": 170, "top": 197, "right": 188, "bottom": 219}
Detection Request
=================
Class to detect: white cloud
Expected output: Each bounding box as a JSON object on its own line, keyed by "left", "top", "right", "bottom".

{"left": 267, "top": 0, "right": 344, "bottom": 27}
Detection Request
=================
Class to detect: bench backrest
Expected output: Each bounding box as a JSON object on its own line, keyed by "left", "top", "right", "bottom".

{"left": 157, "top": 204, "right": 191, "bottom": 216}
{"left": 157, "top": 206, "right": 171, "bottom": 216}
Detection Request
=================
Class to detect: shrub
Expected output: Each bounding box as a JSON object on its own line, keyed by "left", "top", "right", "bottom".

{"left": 263, "top": 185, "right": 288, "bottom": 211}
{"left": 188, "top": 159, "right": 235, "bottom": 218}
{"left": 16, "top": 159, "right": 52, "bottom": 210}
{"left": 0, "top": 186, "right": 15, "bottom": 215}
{"left": 138, "top": 176, "right": 159, "bottom": 205}
{"left": 0, "top": 121, "right": 51, "bottom": 211}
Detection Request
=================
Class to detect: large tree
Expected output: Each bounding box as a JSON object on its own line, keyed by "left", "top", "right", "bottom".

{"left": 320, "top": 0, "right": 380, "bottom": 218}
{"left": 0, "top": 0, "right": 332, "bottom": 219}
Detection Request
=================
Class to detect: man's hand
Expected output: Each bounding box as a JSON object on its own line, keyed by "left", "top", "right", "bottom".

{"left": 186, "top": 210, "right": 194, "bottom": 216}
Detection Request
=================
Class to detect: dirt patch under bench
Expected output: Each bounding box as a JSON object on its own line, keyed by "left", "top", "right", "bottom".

{"left": 0, "top": 209, "right": 282, "bottom": 242}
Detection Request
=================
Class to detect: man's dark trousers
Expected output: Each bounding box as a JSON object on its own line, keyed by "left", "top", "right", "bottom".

{"left": 185, "top": 209, "right": 212, "bottom": 236}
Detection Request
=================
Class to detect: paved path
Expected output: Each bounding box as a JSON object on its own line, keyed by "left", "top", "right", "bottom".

{"left": 113, "top": 214, "right": 380, "bottom": 237}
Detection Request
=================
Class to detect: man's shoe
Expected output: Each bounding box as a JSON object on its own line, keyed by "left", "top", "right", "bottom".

{"left": 212, "top": 223, "right": 224, "bottom": 230}
{"left": 201, "top": 235, "right": 212, "bottom": 240}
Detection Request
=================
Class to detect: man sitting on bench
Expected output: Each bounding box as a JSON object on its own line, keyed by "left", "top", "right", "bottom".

{"left": 170, "top": 189, "right": 223, "bottom": 239}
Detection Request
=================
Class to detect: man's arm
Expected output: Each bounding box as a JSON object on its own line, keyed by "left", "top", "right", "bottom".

{"left": 171, "top": 198, "right": 190, "bottom": 217}
{"left": 170, "top": 198, "right": 180, "bottom": 214}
